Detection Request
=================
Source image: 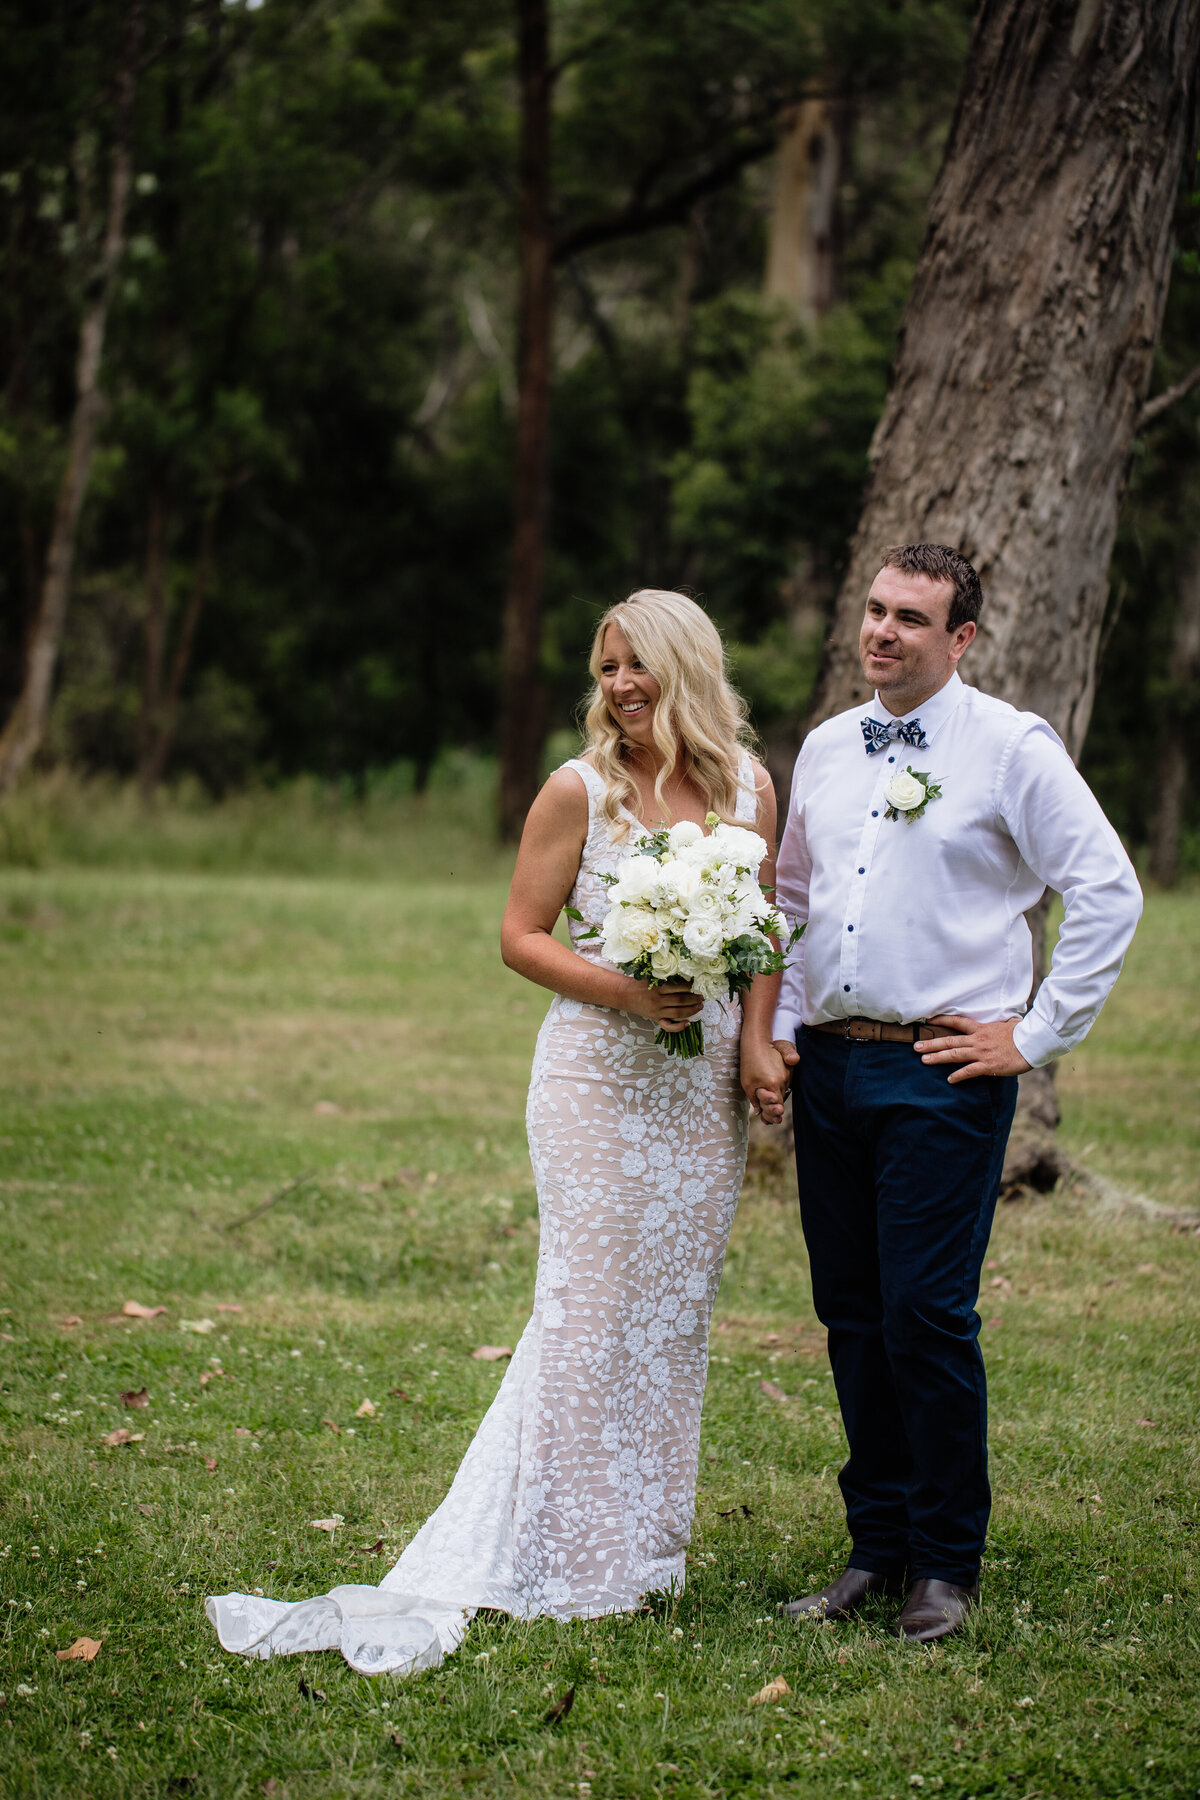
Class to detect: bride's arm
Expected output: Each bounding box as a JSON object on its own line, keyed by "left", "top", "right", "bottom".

{"left": 739, "top": 760, "right": 792, "bottom": 1121}
{"left": 500, "top": 768, "right": 701, "bottom": 1030}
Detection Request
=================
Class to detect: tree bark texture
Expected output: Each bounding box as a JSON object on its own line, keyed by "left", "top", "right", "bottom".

{"left": 763, "top": 96, "right": 844, "bottom": 324}
{"left": 808, "top": 0, "right": 1200, "bottom": 755}
{"left": 0, "top": 0, "right": 146, "bottom": 797}
{"left": 497, "top": 0, "right": 553, "bottom": 842}
{"left": 1148, "top": 533, "right": 1200, "bottom": 887}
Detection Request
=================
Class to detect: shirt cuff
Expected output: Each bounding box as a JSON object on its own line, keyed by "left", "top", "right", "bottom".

{"left": 1012, "top": 1012, "right": 1069, "bottom": 1069}
{"left": 771, "top": 1004, "right": 804, "bottom": 1043}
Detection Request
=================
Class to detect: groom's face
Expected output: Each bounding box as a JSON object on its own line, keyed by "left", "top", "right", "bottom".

{"left": 859, "top": 568, "right": 975, "bottom": 712}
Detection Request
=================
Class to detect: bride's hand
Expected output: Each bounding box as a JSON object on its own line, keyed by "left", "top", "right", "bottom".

{"left": 636, "top": 980, "right": 704, "bottom": 1032}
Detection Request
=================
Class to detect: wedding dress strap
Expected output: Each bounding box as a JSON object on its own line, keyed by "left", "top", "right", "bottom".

{"left": 561, "top": 758, "right": 606, "bottom": 838}
{"left": 735, "top": 750, "right": 758, "bottom": 822}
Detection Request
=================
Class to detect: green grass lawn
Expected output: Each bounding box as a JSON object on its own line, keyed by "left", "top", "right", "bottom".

{"left": 1, "top": 859, "right": 1198, "bottom": 1799}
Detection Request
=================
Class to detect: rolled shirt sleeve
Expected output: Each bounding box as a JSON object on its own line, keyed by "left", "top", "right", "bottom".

{"left": 999, "top": 723, "right": 1143, "bottom": 1068}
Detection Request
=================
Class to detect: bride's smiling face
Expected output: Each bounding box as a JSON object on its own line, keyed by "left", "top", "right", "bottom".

{"left": 599, "top": 622, "right": 661, "bottom": 746}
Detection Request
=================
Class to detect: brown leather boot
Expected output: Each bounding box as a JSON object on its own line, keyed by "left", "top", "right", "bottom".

{"left": 777, "top": 1565, "right": 905, "bottom": 1623}
{"left": 894, "top": 1577, "right": 979, "bottom": 1642}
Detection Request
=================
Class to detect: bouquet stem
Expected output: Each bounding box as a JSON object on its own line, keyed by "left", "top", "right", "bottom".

{"left": 655, "top": 1020, "right": 705, "bottom": 1059}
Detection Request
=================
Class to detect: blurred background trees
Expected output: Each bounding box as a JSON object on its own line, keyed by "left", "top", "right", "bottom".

{"left": 1, "top": 0, "right": 1198, "bottom": 868}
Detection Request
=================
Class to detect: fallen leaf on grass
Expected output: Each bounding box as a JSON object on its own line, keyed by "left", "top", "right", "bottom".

{"left": 759, "top": 1380, "right": 789, "bottom": 1403}
{"left": 323, "top": 1418, "right": 342, "bottom": 1435}
{"left": 180, "top": 1319, "right": 216, "bottom": 1335}
{"left": 298, "top": 1678, "right": 326, "bottom": 1703}
{"left": 122, "top": 1301, "right": 167, "bottom": 1319}
{"left": 1138, "top": 1418, "right": 1157, "bottom": 1427}
{"left": 717, "top": 1504, "right": 753, "bottom": 1518}
{"left": 235, "top": 1427, "right": 253, "bottom": 1437}
{"left": 56, "top": 1637, "right": 102, "bottom": 1662}
{"left": 749, "top": 1676, "right": 791, "bottom": 1706}
{"left": 216, "top": 1304, "right": 243, "bottom": 1313}
{"left": 389, "top": 1733, "right": 406, "bottom": 1751}
{"left": 387, "top": 1387, "right": 410, "bottom": 1400}
{"left": 204, "top": 1458, "right": 218, "bottom": 1472}
{"left": 120, "top": 1388, "right": 149, "bottom": 1410}
{"left": 985, "top": 1317, "right": 1002, "bottom": 1328}
{"left": 198, "top": 1371, "right": 223, "bottom": 1388}
{"left": 358, "top": 1538, "right": 385, "bottom": 1555}
{"left": 543, "top": 1684, "right": 575, "bottom": 1725}
{"left": 312, "top": 1100, "right": 342, "bottom": 1116}
{"left": 310, "top": 1516, "right": 344, "bottom": 1532}
{"left": 137, "top": 1503, "right": 156, "bottom": 1516}
{"left": 472, "top": 1345, "right": 513, "bottom": 1362}
{"left": 61, "top": 1316, "right": 83, "bottom": 1328}
{"left": 263, "top": 1778, "right": 287, "bottom": 1797}
{"left": 355, "top": 1399, "right": 376, "bottom": 1418}
{"left": 989, "top": 1276, "right": 1013, "bottom": 1294}
{"left": 102, "top": 1428, "right": 144, "bottom": 1448}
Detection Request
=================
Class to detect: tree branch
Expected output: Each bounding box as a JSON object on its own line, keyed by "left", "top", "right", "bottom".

{"left": 1137, "top": 362, "right": 1200, "bottom": 432}
{"left": 552, "top": 130, "right": 779, "bottom": 263}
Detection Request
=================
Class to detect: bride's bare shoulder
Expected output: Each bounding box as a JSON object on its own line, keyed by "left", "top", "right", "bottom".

{"left": 527, "top": 763, "right": 591, "bottom": 835}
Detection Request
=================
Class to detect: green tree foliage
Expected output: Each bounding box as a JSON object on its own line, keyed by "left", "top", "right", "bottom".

{"left": 0, "top": 0, "right": 1193, "bottom": 843}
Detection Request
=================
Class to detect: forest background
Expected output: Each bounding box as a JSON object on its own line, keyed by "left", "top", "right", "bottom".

{"left": 3, "top": 0, "right": 1199, "bottom": 863}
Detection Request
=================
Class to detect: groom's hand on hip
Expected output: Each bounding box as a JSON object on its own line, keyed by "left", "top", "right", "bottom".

{"left": 917, "top": 1015, "right": 1032, "bottom": 1083}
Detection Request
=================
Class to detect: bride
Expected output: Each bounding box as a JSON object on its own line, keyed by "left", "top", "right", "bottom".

{"left": 207, "top": 588, "right": 784, "bottom": 1675}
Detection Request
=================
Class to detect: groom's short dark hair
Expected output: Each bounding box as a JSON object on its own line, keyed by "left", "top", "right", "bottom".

{"left": 880, "top": 543, "right": 982, "bottom": 631}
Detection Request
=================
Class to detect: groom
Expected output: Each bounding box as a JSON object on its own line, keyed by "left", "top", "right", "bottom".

{"left": 760, "top": 543, "right": 1142, "bottom": 1642}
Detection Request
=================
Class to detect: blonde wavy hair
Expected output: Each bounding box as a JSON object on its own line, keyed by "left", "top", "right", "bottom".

{"left": 582, "top": 589, "right": 757, "bottom": 838}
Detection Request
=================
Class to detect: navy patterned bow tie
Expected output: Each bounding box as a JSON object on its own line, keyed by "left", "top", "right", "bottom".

{"left": 861, "top": 716, "right": 927, "bottom": 755}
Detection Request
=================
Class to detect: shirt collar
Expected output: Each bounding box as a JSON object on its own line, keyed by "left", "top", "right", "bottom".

{"left": 868, "top": 670, "right": 965, "bottom": 742}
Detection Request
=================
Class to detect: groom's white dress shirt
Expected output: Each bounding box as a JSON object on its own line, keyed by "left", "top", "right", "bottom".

{"left": 771, "top": 672, "right": 1142, "bottom": 1069}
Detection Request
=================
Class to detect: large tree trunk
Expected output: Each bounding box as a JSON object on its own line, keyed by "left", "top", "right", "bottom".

{"left": 497, "top": 0, "right": 553, "bottom": 842}
{"left": 0, "top": 1, "right": 146, "bottom": 797}
{"left": 763, "top": 94, "right": 844, "bottom": 325}
{"left": 809, "top": 0, "right": 1200, "bottom": 750}
{"left": 1148, "top": 532, "right": 1200, "bottom": 887}
{"left": 805, "top": 0, "right": 1200, "bottom": 1194}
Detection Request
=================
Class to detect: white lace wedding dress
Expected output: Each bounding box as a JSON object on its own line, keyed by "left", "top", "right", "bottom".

{"left": 207, "top": 756, "right": 754, "bottom": 1674}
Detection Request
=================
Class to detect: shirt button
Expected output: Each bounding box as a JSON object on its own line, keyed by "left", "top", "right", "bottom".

{"left": 888, "top": 755, "right": 895, "bottom": 763}
{"left": 858, "top": 867, "right": 865, "bottom": 874}
{"left": 871, "top": 810, "right": 879, "bottom": 818}
{"left": 847, "top": 925, "right": 854, "bottom": 932}
{"left": 843, "top": 984, "right": 850, "bottom": 993}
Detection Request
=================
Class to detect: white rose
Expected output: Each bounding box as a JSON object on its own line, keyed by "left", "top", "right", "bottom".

{"left": 666, "top": 820, "right": 704, "bottom": 850}
{"left": 682, "top": 914, "right": 723, "bottom": 958}
{"left": 883, "top": 769, "right": 927, "bottom": 812}
{"left": 688, "top": 960, "right": 728, "bottom": 1001}
{"left": 649, "top": 943, "right": 683, "bottom": 980}
{"left": 603, "top": 905, "right": 660, "bottom": 962}
{"left": 709, "top": 824, "right": 768, "bottom": 870}
{"left": 688, "top": 886, "right": 723, "bottom": 918}
{"left": 612, "top": 854, "right": 660, "bottom": 905}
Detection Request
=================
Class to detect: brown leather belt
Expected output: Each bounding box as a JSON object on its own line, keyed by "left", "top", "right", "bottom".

{"left": 813, "top": 1017, "right": 941, "bottom": 1044}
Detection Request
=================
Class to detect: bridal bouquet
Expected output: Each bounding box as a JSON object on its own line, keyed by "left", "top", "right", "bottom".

{"left": 569, "top": 814, "right": 801, "bottom": 1058}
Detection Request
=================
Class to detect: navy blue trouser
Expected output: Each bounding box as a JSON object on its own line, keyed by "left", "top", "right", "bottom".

{"left": 793, "top": 1027, "right": 1018, "bottom": 1587}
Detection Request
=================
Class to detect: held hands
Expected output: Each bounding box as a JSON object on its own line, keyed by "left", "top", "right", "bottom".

{"left": 916, "top": 1014, "right": 1032, "bottom": 1083}
{"left": 740, "top": 1037, "right": 799, "bottom": 1123}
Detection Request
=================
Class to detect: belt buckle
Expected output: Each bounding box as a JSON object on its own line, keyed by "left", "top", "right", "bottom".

{"left": 845, "top": 1017, "right": 876, "bottom": 1044}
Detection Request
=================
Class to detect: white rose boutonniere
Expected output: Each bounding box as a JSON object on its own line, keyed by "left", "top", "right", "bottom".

{"left": 883, "top": 765, "right": 943, "bottom": 823}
